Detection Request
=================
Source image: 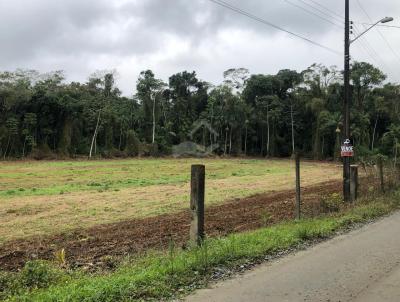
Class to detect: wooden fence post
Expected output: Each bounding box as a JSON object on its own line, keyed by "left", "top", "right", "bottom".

{"left": 190, "top": 164, "right": 205, "bottom": 246}
{"left": 378, "top": 157, "right": 385, "bottom": 193}
{"left": 350, "top": 165, "right": 358, "bottom": 202}
{"left": 295, "top": 154, "right": 301, "bottom": 220}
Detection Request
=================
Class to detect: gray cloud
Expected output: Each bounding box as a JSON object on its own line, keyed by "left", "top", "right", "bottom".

{"left": 0, "top": 0, "right": 399, "bottom": 94}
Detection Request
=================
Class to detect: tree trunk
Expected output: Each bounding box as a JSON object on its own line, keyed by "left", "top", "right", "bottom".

{"left": 119, "top": 127, "right": 123, "bottom": 150}
{"left": 371, "top": 114, "right": 378, "bottom": 151}
{"left": 290, "top": 103, "right": 295, "bottom": 156}
{"left": 244, "top": 126, "right": 248, "bottom": 155}
{"left": 89, "top": 111, "right": 101, "bottom": 159}
{"left": 203, "top": 127, "right": 206, "bottom": 148}
{"left": 224, "top": 127, "right": 228, "bottom": 155}
{"left": 58, "top": 118, "right": 73, "bottom": 156}
{"left": 3, "top": 135, "right": 10, "bottom": 159}
{"left": 313, "top": 122, "right": 321, "bottom": 160}
{"left": 229, "top": 127, "right": 232, "bottom": 154}
{"left": 152, "top": 94, "right": 156, "bottom": 144}
{"left": 334, "top": 131, "right": 340, "bottom": 161}
{"left": 260, "top": 127, "right": 264, "bottom": 156}
{"left": 267, "top": 102, "right": 270, "bottom": 157}
{"left": 209, "top": 131, "right": 213, "bottom": 153}
{"left": 209, "top": 107, "right": 214, "bottom": 151}
{"left": 22, "top": 137, "right": 27, "bottom": 157}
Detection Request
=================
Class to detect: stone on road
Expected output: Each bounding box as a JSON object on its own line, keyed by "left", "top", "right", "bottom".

{"left": 187, "top": 211, "right": 400, "bottom": 302}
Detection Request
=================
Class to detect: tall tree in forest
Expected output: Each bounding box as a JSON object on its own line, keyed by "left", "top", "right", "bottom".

{"left": 137, "top": 70, "right": 166, "bottom": 144}
{"left": 223, "top": 68, "right": 249, "bottom": 94}
{"left": 168, "top": 71, "right": 208, "bottom": 143}
{"left": 351, "top": 62, "right": 386, "bottom": 110}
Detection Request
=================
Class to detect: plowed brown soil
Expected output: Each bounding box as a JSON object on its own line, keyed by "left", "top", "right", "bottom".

{"left": 0, "top": 180, "right": 348, "bottom": 271}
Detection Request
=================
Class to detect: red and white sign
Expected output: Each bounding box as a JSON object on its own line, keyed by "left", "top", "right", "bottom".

{"left": 341, "top": 139, "right": 354, "bottom": 157}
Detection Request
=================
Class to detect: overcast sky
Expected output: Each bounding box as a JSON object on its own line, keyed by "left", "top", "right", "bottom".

{"left": 1, "top": 0, "right": 400, "bottom": 95}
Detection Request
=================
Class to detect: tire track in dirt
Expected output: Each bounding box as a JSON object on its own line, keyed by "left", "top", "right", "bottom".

{"left": 0, "top": 181, "right": 342, "bottom": 271}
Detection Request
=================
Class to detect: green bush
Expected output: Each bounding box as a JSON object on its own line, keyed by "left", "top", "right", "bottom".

{"left": 0, "top": 261, "right": 66, "bottom": 300}
{"left": 30, "top": 144, "right": 56, "bottom": 160}
{"left": 20, "top": 261, "right": 62, "bottom": 289}
{"left": 355, "top": 145, "right": 377, "bottom": 160}
{"left": 150, "top": 143, "right": 159, "bottom": 157}
{"left": 156, "top": 137, "right": 172, "bottom": 155}
{"left": 139, "top": 142, "right": 159, "bottom": 157}
{"left": 125, "top": 130, "right": 140, "bottom": 157}
{"left": 320, "top": 193, "right": 343, "bottom": 213}
{"left": 0, "top": 271, "right": 18, "bottom": 299}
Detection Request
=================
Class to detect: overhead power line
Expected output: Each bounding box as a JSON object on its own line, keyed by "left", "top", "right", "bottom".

{"left": 284, "top": 0, "right": 342, "bottom": 28}
{"left": 307, "top": 0, "right": 344, "bottom": 21}
{"left": 352, "top": 26, "right": 388, "bottom": 69}
{"left": 296, "top": 0, "right": 343, "bottom": 24}
{"left": 352, "top": 24, "right": 399, "bottom": 79}
{"left": 356, "top": 0, "right": 400, "bottom": 73}
{"left": 207, "top": 0, "right": 342, "bottom": 56}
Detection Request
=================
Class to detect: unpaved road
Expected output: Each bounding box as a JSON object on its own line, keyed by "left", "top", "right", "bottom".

{"left": 187, "top": 211, "right": 400, "bottom": 302}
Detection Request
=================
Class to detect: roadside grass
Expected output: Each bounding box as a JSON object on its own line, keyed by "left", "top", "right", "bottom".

{"left": 2, "top": 191, "right": 399, "bottom": 302}
{"left": 0, "top": 159, "right": 341, "bottom": 243}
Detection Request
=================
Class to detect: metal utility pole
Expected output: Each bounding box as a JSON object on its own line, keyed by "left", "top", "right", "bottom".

{"left": 343, "top": 0, "right": 351, "bottom": 202}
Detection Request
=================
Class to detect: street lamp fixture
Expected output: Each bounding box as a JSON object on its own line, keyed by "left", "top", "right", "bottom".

{"left": 381, "top": 17, "right": 394, "bottom": 23}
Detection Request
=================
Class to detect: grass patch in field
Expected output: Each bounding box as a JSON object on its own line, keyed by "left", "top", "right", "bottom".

{"left": 0, "top": 159, "right": 334, "bottom": 197}
{"left": 0, "top": 159, "right": 342, "bottom": 243}
{"left": 2, "top": 192, "right": 398, "bottom": 302}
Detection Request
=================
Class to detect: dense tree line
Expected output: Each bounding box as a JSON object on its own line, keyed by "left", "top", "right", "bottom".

{"left": 1, "top": 62, "right": 399, "bottom": 160}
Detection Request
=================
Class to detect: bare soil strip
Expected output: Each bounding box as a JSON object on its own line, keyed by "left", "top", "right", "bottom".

{"left": 0, "top": 181, "right": 343, "bottom": 271}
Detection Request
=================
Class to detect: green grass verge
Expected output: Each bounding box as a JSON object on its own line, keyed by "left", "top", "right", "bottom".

{"left": 2, "top": 192, "right": 400, "bottom": 302}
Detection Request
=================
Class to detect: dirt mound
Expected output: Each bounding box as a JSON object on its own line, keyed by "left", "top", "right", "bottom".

{"left": 0, "top": 181, "right": 342, "bottom": 271}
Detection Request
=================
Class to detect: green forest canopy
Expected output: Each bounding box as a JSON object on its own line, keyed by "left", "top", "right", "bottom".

{"left": 1, "top": 62, "right": 399, "bottom": 160}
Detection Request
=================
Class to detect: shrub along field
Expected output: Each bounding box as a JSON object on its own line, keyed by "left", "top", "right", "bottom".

{"left": 0, "top": 158, "right": 341, "bottom": 243}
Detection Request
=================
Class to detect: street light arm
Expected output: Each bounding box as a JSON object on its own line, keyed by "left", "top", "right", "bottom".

{"left": 350, "top": 17, "right": 394, "bottom": 45}
{"left": 350, "top": 20, "right": 380, "bottom": 44}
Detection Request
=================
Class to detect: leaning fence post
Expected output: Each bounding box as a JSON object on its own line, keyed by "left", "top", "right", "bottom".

{"left": 190, "top": 164, "right": 205, "bottom": 246}
{"left": 350, "top": 165, "right": 358, "bottom": 202}
{"left": 295, "top": 154, "right": 301, "bottom": 219}
{"left": 378, "top": 157, "right": 385, "bottom": 193}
